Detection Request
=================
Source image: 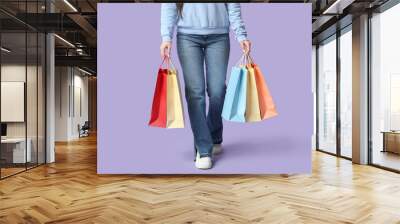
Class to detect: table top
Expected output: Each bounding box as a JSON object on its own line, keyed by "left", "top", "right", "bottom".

{"left": 1, "top": 138, "right": 31, "bottom": 143}
{"left": 381, "top": 131, "right": 400, "bottom": 134}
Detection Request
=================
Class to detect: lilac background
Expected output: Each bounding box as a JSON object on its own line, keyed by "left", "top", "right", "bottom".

{"left": 98, "top": 3, "right": 312, "bottom": 174}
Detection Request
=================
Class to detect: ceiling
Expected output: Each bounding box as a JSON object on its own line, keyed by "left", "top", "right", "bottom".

{"left": 0, "top": 0, "right": 393, "bottom": 74}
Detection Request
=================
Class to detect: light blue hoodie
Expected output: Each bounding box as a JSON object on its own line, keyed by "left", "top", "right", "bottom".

{"left": 161, "top": 3, "right": 248, "bottom": 42}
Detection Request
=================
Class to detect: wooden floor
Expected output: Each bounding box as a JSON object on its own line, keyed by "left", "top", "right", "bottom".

{"left": 1, "top": 135, "right": 400, "bottom": 224}
{"left": 0, "top": 167, "right": 26, "bottom": 178}
{"left": 373, "top": 150, "right": 400, "bottom": 171}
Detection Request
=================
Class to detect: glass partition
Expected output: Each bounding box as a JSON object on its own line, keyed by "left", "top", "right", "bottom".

{"left": 0, "top": 1, "right": 46, "bottom": 179}
{"left": 1, "top": 31, "right": 28, "bottom": 177}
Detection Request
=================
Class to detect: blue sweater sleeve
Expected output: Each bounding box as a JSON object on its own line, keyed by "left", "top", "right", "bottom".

{"left": 226, "top": 3, "right": 248, "bottom": 42}
{"left": 161, "top": 3, "right": 178, "bottom": 42}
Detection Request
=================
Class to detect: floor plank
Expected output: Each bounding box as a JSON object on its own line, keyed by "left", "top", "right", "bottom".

{"left": 1, "top": 134, "right": 400, "bottom": 224}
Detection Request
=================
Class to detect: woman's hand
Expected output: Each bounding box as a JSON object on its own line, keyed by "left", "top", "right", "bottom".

{"left": 160, "top": 41, "right": 172, "bottom": 58}
{"left": 240, "top": 40, "right": 251, "bottom": 55}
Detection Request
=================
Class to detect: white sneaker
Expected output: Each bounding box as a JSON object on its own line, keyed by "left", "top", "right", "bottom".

{"left": 212, "top": 144, "right": 222, "bottom": 155}
{"left": 195, "top": 151, "right": 212, "bottom": 170}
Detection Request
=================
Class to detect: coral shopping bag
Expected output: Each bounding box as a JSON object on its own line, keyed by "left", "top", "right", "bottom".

{"left": 249, "top": 55, "right": 278, "bottom": 119}
{"left": 149, "top": 57, "right": 184, "bottom": 128}
{"left": 222, "top": 58, "right": 248, "bottom": 122}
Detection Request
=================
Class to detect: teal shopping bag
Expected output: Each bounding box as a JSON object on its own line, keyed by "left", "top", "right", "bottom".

{"left": 222, "top": 66, "right": 248, "bottom": 122}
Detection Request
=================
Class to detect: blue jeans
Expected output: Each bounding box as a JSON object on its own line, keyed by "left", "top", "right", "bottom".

{"left": 177, "top": 33, "right": 230, "bottom": 158}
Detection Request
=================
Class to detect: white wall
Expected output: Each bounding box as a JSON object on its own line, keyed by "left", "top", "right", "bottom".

{"left": 55, "top": 67, "right": 89, "bottom": 141}
{"left": 71, "top": 73, "right": 89, "bottom": 138}
{"left": 1, "top": 65, "right": 41, "bottom": 138}
{"left": 1, "top": 65, "right": 26, "bottom": 135}
{"left": 55, "top": 66, "right": 70, "bottom": 141}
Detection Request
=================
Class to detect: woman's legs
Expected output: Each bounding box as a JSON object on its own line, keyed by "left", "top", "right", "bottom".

{"left": 204, "top": 34, "right": 230, "bottom": 145}
{"left": 177, "top": 34, "right": 213, "bottom": 157}
{"left": 177, "top": 33, "right": 230, "bottom": 158}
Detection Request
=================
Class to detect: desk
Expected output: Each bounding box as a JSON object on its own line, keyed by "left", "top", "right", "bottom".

{"left": 381, "top": 131, "right": 400, "bottom": 154}
{"left": 1, "top": 138, "right": 32, "bottom": 163}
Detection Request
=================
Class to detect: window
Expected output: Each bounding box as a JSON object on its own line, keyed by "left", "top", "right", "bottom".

{"left": 339, "top": 28, "right": 352, "bottom": 158}
{"left": 370, "top": 2, "right": 400, "bottom": 171}
{"left": 317, "top": 36, "right": 337, "bottom": 154}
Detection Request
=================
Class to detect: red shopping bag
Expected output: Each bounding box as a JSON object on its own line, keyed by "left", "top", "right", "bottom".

{"left": 148, "top": 66, "right": 168, "bottom": 128}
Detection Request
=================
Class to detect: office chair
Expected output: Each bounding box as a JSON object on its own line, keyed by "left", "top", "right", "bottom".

{"left": 79, "top": 121, "right": 90, "bottom": 138}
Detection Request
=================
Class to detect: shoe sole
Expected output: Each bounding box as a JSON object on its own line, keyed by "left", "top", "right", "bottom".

{"left": 195, "top": 158, "right": 212, "bottom": 170}
{"left": 195, "top": 162, "right": 212, "bottom": 170}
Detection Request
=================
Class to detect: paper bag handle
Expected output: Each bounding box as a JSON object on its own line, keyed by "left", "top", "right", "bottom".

{"left": 235, "top": 53, "right": 254, "bottom": 67}
{"left": 159, "top": 56, "right": 176, "bottom": 71}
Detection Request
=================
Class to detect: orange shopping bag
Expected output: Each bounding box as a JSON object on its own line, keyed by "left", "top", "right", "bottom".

{"left": 248, "top": 55, "right": 278, "bottom": 120}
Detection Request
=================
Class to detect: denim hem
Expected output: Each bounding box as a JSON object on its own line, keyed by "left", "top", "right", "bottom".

{"left": 199, "top": 153, "right": 211, "bottom": 158}
{"left": 194, "top": 146, "right": 212, "bottom": 158}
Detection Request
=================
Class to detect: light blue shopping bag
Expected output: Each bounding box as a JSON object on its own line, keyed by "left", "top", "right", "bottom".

{"left": 222, "top": 66, "right": 248, "bottom": 122}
